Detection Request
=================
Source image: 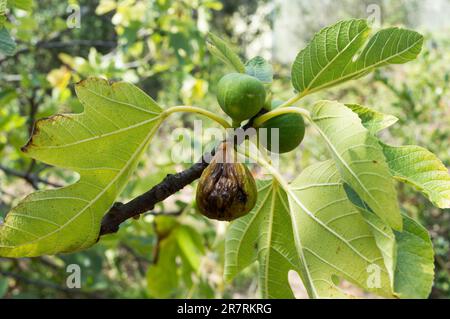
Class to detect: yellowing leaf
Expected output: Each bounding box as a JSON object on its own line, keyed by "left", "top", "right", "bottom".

{"left": 0, "top": 78, "right": 164, "bottom": 257}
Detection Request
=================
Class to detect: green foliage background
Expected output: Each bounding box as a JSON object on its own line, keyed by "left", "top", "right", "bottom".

{"left": 0, "top": 0, "right": 448, "bottom": 298}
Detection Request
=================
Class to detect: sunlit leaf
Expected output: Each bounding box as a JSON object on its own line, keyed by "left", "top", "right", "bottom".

{"left": 347, "top": 104, "right": 450, "bottom": 208}
{"left": 288, "top": 160, "right": 394, "bottom": 298}
{"left": 225, "top": 180, "right": 303, "bottom": 298}
{"left": 292, "top": 19, "right": 423, "bottom": 96}
{"left": 393, "top": 214, "right": 434, "bottom": 299}
{"left": 382, "top": 143, "right": 450, "bottom": 208}
{"left": 343, "top": 180, "right": 435, "bottom": 299}
{"left": 310, "top": 100, "right": 402, "bottom": 230}
{"left": 95, "top": 0, "right": 117, "bottom": 15}
{"left": 0, "top": 78, "right": 164, "bottom": 257}
{"left": 345, "top": 104, "right": 398, "bottom": 134}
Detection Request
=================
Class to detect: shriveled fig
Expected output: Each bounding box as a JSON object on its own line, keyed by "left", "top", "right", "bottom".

{"left": 196, "top": 142, "right": 257, "bottom": 221}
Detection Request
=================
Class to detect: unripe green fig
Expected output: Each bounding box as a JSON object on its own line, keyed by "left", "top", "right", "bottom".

{"left": 260, "top": 112, "right": 306, "bottom": 154}
{"left": 196, "top": 142, "right": 257, "bottom": 221}
{"left": 216, "top": 73, "right": 266, "bottom": 123}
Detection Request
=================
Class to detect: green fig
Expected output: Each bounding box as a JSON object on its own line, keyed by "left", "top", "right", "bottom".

{"left": 260, "top": 113, "right": 305, "bottom": 153}
{"left": 196, "top": 142, "right": 257, "bottom": 221}
{"left": 259, "top": 100, "right": 306, "bottom": 153}
{"left": 216, "top": 73, "right": 266, "bottom": 123}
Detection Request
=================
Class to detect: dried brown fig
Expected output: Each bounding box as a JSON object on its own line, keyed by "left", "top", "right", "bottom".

{"left": 196, "top": 142, "right": 257, "bottom": 221}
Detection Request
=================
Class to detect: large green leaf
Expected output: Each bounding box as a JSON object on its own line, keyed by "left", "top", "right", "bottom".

{"left": 310, "top": 100, "right": 402, "bottom": 230}
{"left": 393, "top": 214, "right": 434, "bottom": 299}
{"left": 382, "top": 143, "right": 450, "bottom": 208}
{"left": 206, "top": 32, "right": 245, "bottom": 73}
{"left": 347, "top": 104, "right": 450, "bottom": 208}
{"left": 0, "top": 78, "right": 164, "bottom": 257}
{"left": 287, "top": 160, "right": 394, "bottom": 298}
{"left": 343, "top": 183, "right": 397, "bottom": 287}
{"left": 225, "top": 180, "right": 303, "bottom": 298}
{"left": 291, "top": 19, "right": 423, "bottom": 96}
{"left": 226, "top": 151, "right": 434, "bottom": 298}
{"left": 342, "top": 178, "right": 434, "bottom": 299}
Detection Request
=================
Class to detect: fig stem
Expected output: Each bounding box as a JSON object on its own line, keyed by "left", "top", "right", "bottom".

{"left": 277, "top": 91, "right": 309, "bottom": 108}
{"left": 232, "top": 119, "right": 242, "bottom": 128}
{"left": 163, "top": 105, "right": 232, "bottom": 128}
{"left": 252, "top": 106, "right": 311, "bottom": 128}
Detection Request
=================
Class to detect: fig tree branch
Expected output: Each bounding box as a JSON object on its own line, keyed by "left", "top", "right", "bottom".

{"left": 99, "top": 115, "right": 262, "bottom": 237}
{"left": 99, "top": 157, "right": 212, "bottom": 236}
{"left": 0, "top": 164, "right": 62, "bottom": 189}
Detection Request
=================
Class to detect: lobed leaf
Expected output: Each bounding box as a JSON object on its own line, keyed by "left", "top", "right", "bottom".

{"left": 291, "top": 19, "right": 423, "bottom": 96}
{"left": 288, "top": 160, "right": 394, "bottom": 298}
{"left": 225, "top": 180, "right": 303, "bottom": 298}
{"left": 347, "top": 103, "right": 450, "bottom": 208}
{"left": 0, "top": 78, "right": 164, "bottom": 257}
{"left": 310, "top": 100, "right": 402, "bottom": 230}
{"left": 343, "top": 183, "right": 397, "bottom": 287}
{"left": 382, "top": 143, "right": 450, "bottom": 208}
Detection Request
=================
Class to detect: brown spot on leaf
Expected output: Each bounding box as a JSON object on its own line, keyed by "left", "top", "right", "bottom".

{"left": 21, "top": 114, "right": 71, "bottom": 153}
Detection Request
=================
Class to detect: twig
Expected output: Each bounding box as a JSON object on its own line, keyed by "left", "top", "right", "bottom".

{"left": 0, "top": 165, "right": 62, "bottom": 189}
{"left": 99, "top": 115, "right": 263, "bottom": 237}
{"left": 99, "top": 159, "right": 211, "bottom": 236}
